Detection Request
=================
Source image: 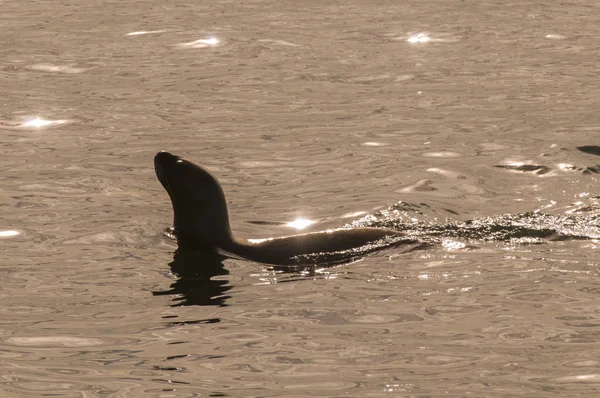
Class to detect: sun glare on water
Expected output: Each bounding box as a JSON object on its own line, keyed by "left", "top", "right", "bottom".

{"left": 23, "top": 117, "right": 53, "bottom": 128}
{"left": 0, "top": 230, "right": 20, "bottom": 238}
{"left": 178, "top": 37, "right": 220, "bottom": 48}
{"left": 407, "top": 33, "right": 431, "bottom": 43}
{"left": 287, "top": 218, "right": 315, "bottom": 230}
{"left": 201, "top": 37, "right": 219, "bottom": 46}
{"left": 20, "top": 117, "right": 69, "bottom": 128}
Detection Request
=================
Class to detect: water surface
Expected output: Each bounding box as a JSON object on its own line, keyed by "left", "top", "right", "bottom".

{"left": 2, "top": 0, "right": 600, "bottom": 396}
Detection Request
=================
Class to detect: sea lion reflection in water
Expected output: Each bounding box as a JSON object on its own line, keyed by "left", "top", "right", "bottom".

{"left": 155, "top": 151, "right": 421, "bottom": 267}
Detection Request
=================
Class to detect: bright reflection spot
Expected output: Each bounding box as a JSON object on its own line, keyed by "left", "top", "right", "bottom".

{"left": 19, "top": 117, "right": 69, "bottom": 128}
{"left": 201, "top": 37, "right": 219, "bottom": 45}
{"left": 28, "top": 64, "right": 86, "bottom": 74}
{"left": 363, "top": 142, "right": 384, "bottom": 146}
{"left": 342, "top": 211, "right": 367, "bottom": 218}
{"left": 407, "top": 33, "right": 431, "bottom": 43}
{"left": 287, "top": 218, "right": 315, "bottom": 230}
{"left": 418, "top": 274, "right": 429, "bottom": 280}
{"left": 0, "top": 230, "right": 20, "bottom": 237}
{"left": 545, "top": 34, "right": 566, "bottom": 40}
{"left": 248, "top": 238, "right": 271, "bottom": 244}
{"left": 23, "top": 117, "right": 53, "bottom": 128}
{"left": 178, "top": 37, "right": 220, "bottom": 48}
{"left": 540, "top": 200, "right": 556, "bottom": 209}
{"left": 442, "top": 239, "right": 466, "bottom": 250}
{"left": 423, "top": 151, "right": 461, "bottom": 158}
{"left": 1, "top": 117, "right": 71, "bottom": 129}
{"left": 126, "top": 30, "right": 166, "bottom": 36}
{"left": 558, "top": 163, "right": 577, "bottom": 171}
{"left": 427, "top": 168, "right": 461, "bottom": 178}
{"left": 257, "top": 39, "right": 301, "bottom": 47}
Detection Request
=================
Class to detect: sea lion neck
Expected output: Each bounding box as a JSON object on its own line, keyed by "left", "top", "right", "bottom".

{"left": 154, "top": 151, "right": 233, "bottom": 243}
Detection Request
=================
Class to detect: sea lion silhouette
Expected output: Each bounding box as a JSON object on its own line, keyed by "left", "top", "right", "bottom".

{"left": 155, "top": 151, "right": 419, "bottom": 266}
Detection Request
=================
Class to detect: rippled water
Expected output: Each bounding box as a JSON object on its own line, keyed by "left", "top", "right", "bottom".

{"left": 2, "top": 0, "right": 600, "bottom": 396}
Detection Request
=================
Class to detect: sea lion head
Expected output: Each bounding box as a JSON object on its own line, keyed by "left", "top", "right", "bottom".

{"left": 154, "top": 151, "right": 232, "bottom": 245}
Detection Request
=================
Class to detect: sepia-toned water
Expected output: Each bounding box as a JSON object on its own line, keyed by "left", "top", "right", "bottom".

{"left": 2, "top": 0, "right": 600, "bottom": 396}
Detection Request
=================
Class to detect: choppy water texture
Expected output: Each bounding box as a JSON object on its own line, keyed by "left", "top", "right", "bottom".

{"left": 2, "top": 0, "right": 600, "bottom": 396}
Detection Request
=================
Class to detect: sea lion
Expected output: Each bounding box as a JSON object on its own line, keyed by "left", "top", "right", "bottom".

{"left": 154, "top": 151, "right": 419, "bottom": 266}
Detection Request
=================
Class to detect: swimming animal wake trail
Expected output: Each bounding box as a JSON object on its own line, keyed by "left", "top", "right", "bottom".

{"left": 155, "top": 152, "right": 600, "bottom": 267}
